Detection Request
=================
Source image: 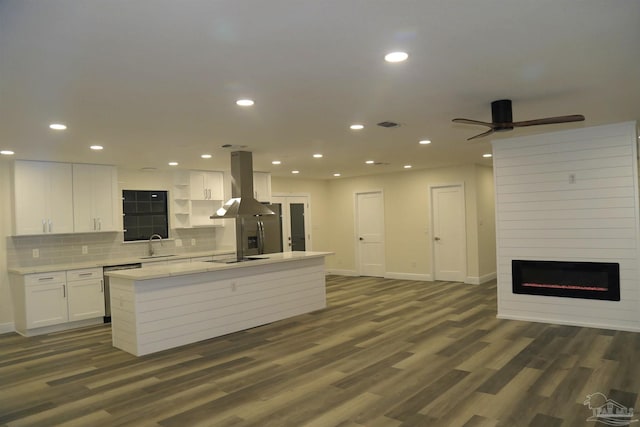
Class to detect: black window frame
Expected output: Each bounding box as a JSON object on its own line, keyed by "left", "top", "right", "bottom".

{"left": 122, "top": 190, "right": 169, "bottom": 242}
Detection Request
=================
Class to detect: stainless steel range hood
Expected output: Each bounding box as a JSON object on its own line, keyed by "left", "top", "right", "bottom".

{"left": 211, "top": 151, "right": 275, "bottom": 262}
{"left": 211, "top": 151, "right": 275, "bottom": 218}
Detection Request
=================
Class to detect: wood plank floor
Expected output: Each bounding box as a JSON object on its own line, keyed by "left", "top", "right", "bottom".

{"left": 1, "top": 275, "right": 639, "bottom": 426}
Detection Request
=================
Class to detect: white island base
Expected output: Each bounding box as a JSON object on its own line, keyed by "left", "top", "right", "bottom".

{"left": 107, "top": 252, "right": 331, "bottom": 356}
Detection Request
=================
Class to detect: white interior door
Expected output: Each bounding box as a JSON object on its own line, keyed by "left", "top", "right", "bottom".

{"left": 356, "top": 191, "right": 385, "bottom": 277}
{"left": 272, "top": 195, "right": 310, "bottom": 252}
{"left": 431, "top": 185, "right": 466, "bottom": 282}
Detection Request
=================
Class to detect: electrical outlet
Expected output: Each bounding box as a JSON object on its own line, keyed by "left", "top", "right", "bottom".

{"left": 191, "top": 238, "right": 196, "bottom": 246}
{"left": 82, "top": 245, "right": 88, "bottom": 254}
{"left": 175, "top": 239, "right": 183, "bottom": 247}
{"left": 32, "top": 249, "right": 39, "bottom": 258}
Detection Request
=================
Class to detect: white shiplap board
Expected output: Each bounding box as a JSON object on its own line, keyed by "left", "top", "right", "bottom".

{"left": 492, "top": 121, "right": 640, "bottom": 332}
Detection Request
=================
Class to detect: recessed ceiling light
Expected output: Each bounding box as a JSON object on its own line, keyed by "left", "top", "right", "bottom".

{"left": 291, "top": 170, "right": 300, "bottom": 174}
{"left": 201, "top": 154, "right": 212, "bottom": 159}
{"left": 313, "top": 154, "right": 323, "bottom": 158}
{"left": 404, "top": 165, "right": 412, "bottom": 169}
{"left": 49, "top": 123, "right": 67, "bottom": 130}
{"left": 168, "top": 162, "right": 179, "bottom": 166}
{"left": 90, "top": 145, "right": 103, "bottom": 151}
{"left": 419, "top": 140, "right": 431, "bottom": 145}
{"left": 483, "top": 153, "right": 493, "bottom": 158}
{"left": 272, "top": 160, "right": 281, "bottom": 165}
{"left": 333, "top": 173, "right": 341, "bottom": 177}
{"left": 0, "top": 150, "right": 14, "bottom": 156}
{"left": 365, "top": 160, "right": 375, "bottom": 164}
{"left": 236, "top": 99, "right": 254, "bottom": 107}
{"left": 384, "top": 51, "right": 408, "bottom": 63}
{"left": 350, "top": 124, "right": 364, "bottom": 130}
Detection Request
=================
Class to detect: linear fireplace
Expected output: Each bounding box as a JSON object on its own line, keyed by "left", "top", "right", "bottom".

{"left": 512, "top": 260, "right": 620, "bottom": 301}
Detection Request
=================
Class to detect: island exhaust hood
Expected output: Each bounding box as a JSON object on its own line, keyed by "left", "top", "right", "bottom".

{"left": 211, "top": 151, "right": 275, "bottom": 218}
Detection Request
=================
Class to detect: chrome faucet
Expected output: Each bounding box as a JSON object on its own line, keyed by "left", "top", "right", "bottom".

{"left": 148, "top": 234, "right": 163, "bottom": 256}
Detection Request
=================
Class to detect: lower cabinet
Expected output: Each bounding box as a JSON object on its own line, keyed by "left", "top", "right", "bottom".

{"left": 11, "top": 268, "right": 105, "bottom": 335}
{"left": 66, "top": 268, "right": 105, "bottom": 321}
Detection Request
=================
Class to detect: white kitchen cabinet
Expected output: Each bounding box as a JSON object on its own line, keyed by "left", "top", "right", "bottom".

{"left": 72, "top": 164, "right": 118, "bottom": 232}
{"left": 24, "top": 272, "right": 68, "bottom": 329}
{"left": 190, "top": 171, "right": 224, "bottom": 201}
{"left": 172, "top": 170, "right": 225, "bottom": 228}
{"left": 253, "top": 172, "right": 272, "bottom": 202}
{"left": 66, "top": 268, "right": 105, "bottom": 321}
{"left": 13, "top": 160, "right": 74, "bottom": 235}
{"left": 9, "top": 268, "right": 105, "bottom": 336}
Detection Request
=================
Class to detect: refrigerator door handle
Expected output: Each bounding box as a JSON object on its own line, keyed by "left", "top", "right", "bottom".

{"left": 257, "top": 220, "right": 265, "bottom": 254}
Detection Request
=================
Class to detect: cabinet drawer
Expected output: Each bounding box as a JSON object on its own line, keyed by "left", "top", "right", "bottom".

{"left": 24, "top": 271, "right": 66, "bottom": 286}
{"left": 67, "top": 268, "right": 102, "bottom": 282}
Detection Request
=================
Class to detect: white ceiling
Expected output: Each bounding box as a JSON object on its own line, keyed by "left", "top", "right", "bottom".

{"left": 1, "top": 0, "right": 639, "bottom": 179}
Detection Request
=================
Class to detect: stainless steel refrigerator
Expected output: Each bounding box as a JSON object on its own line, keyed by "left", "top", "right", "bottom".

{"left": 241, "top": 203, "right": 283, "bottom": 256}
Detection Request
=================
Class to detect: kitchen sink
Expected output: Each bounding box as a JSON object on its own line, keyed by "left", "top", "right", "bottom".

{"left": 139, "top": 254, "right": 177, "bottom": 259}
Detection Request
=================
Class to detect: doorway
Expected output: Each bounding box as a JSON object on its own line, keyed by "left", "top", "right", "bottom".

{"left": 271, "top": 195, "right": 310, "bottom": 252}
{"left": 355, "top": 191, "right": 385, "bottom": 277}
{"left": 430, "top": 184, "right": 466, "bottom": 282}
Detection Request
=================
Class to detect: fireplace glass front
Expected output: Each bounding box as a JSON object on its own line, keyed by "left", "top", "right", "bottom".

{"left": 512, "top": 260, "right": 620, "bottom": 301}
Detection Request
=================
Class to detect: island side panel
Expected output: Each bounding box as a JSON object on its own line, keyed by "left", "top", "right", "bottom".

{"left": 111, "top": 257, "right": 327, "bottom": 356}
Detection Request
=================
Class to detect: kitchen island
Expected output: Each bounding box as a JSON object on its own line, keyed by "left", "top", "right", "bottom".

{"left": 105, "top": 251, "right": 332, "bottom": 356}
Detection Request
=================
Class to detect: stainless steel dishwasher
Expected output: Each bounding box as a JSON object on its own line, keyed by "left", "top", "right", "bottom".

{"left": 103, "top": 263, "right": 141, "bottom": 323}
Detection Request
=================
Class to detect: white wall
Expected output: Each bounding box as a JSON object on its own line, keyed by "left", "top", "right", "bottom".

{"left": 273, "top": 164, "right": 497, "bottom": 283}
{"left": 493, "top": 122, "right": 640, "bottom": 331}
{"left": 0, "top": 160, "right": 13, "bottom": 331}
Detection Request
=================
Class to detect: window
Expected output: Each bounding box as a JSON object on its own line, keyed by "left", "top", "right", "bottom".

{"left": 122, "top": 190, "right": 168, "bottom": 242}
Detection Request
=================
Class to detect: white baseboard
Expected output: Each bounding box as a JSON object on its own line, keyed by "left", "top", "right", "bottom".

{"left": 385, "top": 272, "right": 433, "bottom": 281}
{"left": 496, "top": 314, "right": 640, "bottom": 333}
{"left": 0, "top": 322, "right": 15, "bottom": 335}
{"left": 326, "top": 269, "right": 358, "bottom": 276}
{"left": 465, "top": 272, "right": 497, "bottom": 285}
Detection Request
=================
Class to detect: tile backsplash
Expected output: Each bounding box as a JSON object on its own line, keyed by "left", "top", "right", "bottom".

{"left": 6, "top": 228, "right": 225, "bottom": 268}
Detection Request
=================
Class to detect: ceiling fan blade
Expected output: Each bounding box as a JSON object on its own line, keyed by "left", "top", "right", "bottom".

{"left": 452, "top": 118, "right": 494, "bottom": 128}
{"left": 467, "top": 128, "right": 495, "bottom": 141}
{"left": 512, "top": 115, "right": 585, "bottom": 127}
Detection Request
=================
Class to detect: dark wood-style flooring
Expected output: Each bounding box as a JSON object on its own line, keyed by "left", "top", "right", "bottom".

{"left": 1, "top": 276, "right": 639, "bottom": 426}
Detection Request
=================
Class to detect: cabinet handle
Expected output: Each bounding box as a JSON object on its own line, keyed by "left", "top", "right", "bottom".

{"left": 100, "top": 279, "right": 104, "bottom": 292}
{"left": 42, "top": 219, "right": 46, "bottom": 233}
{"left": 79, "top": 272, "right": 92, "bottom": 277}
{"left": 48, "top": 220, "right": 52, "bottom": 233}
{"left": 93, "top": 218, "right": 97, "bottom": 230}
{"left": 204, "top": 189, "right": 207, "bottom": 199}
{"left": 38, "top": 276, "right": 55, "bottom": 281}
{"left": 62, "top": 284, "right": 66, "bottom": 298}
{"left": 97, "top": 218, "right": 101, "bottom": 230}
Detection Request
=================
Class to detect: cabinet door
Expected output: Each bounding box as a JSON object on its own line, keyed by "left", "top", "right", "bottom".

{"left": 47, "top": 162, "right": 74, "bottom": 233}
{"left": 25, "top": 283, "right": 68, "bottom": 328}
{"left": 253, "top": 172, "right": 272, "bottom": 202}
{"left": 205, "top": 171, "right": 224, "bottom": 200}
{"left": 14, "top": 161, "right": 73, "bottom": 235}
{"left": 190, "top": 172, "right": 207, "bottom": 200}
{"left": 67, "top": 279, "right": 105, "bottom": 321}
{"left": 73, "top": 164, "right": 117, "bottom": 232}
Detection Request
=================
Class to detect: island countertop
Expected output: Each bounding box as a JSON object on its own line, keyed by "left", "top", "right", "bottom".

{"left": 105, "top": 251, "right": 334, "bottom": 281}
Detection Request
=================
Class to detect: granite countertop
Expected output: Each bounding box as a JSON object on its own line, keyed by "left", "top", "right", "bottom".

{"left": 8, "top": 249, "right": 235, "bottom": 275}
{"left": 105, "top": 251, "right": 334, "bottom": 281}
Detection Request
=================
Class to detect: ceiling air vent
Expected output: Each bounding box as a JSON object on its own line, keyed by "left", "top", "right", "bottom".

{"left": 377, "top": 121, "right": 400, "bottom": 128}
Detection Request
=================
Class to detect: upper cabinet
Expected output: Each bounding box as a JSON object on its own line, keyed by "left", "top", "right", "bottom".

{"left": 13, "top": 161, "right": 74, "bottom": 235}
{"left": 253, "top": 172, "right": 272, "bottom": 202}
{"left": 190, "top": 171, "right": 224, "bottom": 201}
{"left": 172, "top": 170, "right": 225, "bottom": 229}
{"left": 72, "top": 164, "right": 118, "bottom": 232}
{"left": 13, "top": 160, "right": 119, "bottom": 236}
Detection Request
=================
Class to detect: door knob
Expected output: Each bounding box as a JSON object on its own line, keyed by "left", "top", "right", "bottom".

{"left": 434, "top": 237, "right": 441, "bottom": 241}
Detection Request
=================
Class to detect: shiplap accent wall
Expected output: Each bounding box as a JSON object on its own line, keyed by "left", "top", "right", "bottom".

{"left": 493, "top": 122, "right": 640, "bottom": 332}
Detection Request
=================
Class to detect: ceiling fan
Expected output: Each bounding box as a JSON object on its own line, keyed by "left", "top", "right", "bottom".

{"left": 452, "top": 99, "right": 585, "bottom": 141}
